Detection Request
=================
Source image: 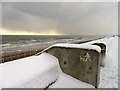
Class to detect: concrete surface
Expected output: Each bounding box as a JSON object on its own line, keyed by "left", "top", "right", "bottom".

{"left": 45, "top": 46, "right": 101, "bottom": 88}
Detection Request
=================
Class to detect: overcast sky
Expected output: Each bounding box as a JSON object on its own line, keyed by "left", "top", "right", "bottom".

{"left": 2, "top": 2, "right": 118, "bottom": 35}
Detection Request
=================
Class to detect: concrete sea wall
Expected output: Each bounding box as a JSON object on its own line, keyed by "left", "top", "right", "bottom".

{"left": 45, "top": 46, "right": 101, "bottom": 88}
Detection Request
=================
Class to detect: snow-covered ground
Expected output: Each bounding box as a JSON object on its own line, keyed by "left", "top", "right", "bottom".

{"left": 99, "top": 36, "right": 118, "bottom": 88}
{"left": 50, "top": 36, "right": 118, "bottom": 88}
{"left": 0, "top": 53, "right": 59, "bottom": 89}
{"left": 0, "top": 36, "right": 118, "bottom": 89}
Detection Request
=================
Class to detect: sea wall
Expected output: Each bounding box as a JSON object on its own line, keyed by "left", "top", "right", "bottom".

{"left": 45, "top": 46, "right": 101, "bottom": 88}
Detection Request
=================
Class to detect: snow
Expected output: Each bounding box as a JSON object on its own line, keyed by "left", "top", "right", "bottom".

{"left": 0, "top": 53, "right": 59, "bottom": 89}
{"left": 99, "top": 36, "right": 118, "bottom": 88}
{"left": 81, "top": 37, "right": 114, "bottom": 53}
{"left": 40, "top": 43, "right": 101, "bottom": 54}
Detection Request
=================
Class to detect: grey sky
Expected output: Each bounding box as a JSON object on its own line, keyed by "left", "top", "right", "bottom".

{"left": 2, "top": 2, "right": 118, "bottom": 35}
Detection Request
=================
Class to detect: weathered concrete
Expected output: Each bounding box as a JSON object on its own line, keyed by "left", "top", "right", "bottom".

{"left": 44, "top": 46, "right": 101, "bottom": 88}
{"left": 92, "top": 43, "right": 106, "bottom": 67}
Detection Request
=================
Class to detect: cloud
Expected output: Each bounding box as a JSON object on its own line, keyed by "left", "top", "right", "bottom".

{"left": 2, "top": 2, "right": 118, "bottom": 35}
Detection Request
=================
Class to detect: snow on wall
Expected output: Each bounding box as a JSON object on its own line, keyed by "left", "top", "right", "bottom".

{"left": 39, "top": 43, "right": 101, "bottom": 55}
{"left": 37, "top": 37, "right": 114, "bottom": 55}
{"left": 1, "top": 53, "right": 59, "bottom": 88}
{"left": 80, "top": 37, "right": 114, "bottom": 53}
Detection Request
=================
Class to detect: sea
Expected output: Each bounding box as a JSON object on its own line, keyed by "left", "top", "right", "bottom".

{"left": 1, "top": 35, "right": 83, "bottom": 48}
{"left": 1, "top": 35, "right": 82, "bottom": 44}
{"left": 1, "top": 35, "right": 109, "bottom": 57}
{"left": 1, "top": 35, "right": 107, "bottom": 49}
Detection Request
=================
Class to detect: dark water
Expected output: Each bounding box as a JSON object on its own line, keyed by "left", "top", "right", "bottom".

{"left": 2, "top": 35, "right": 83, "bottom": 44}
{"left": 1, "top": 35, "right": 108, "bottom": 47}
